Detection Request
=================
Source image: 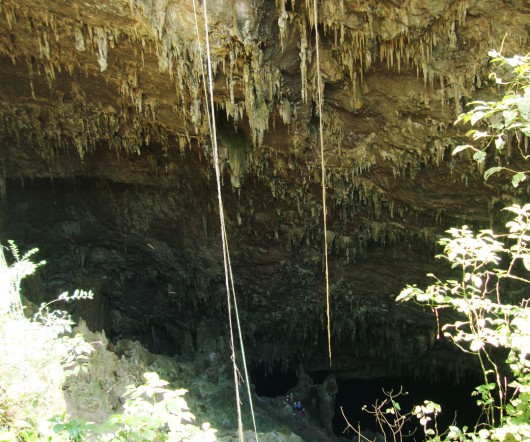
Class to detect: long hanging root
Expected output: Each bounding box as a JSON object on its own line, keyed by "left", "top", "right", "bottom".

{"left": 192, "top": 0, "right": 259, "bottom": 440}
{"left": 312, "top": 0, "right": 332, "bottom": 366}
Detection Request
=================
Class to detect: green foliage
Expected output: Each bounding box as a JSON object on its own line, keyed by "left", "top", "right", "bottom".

{"left": 453, "top": 51, "right": 530, "bottom": 186}
{"left": 102, "top": 372, "right": 216, "bottom": 441}
{"left": 413, "top": 400, "right": 441, "bottom": 436}
{"left": 33, "top": 290, "right": 95, "bottom": 376}
{"left": 397, "top": 204, "right": 530, "bottom": 441}
{"left": 52, "top": 372, "right": 217, "bottom": 441}
{"left": 380, "top": 49, "right": 530, "bottom": 441}
{"left": 0, "top": 240, "right": 45, "bottom": 317}
{"left": 101, "top": 372, "right": 194, "bottom": 441}
{"left": 0, "top": 242, "right": 96, "bottom": 440}
{"left": 1, "top": 242, "right": 217, "bottom": 441}
{"left": 51, "top": 414, "right": 92, "bottom": 442}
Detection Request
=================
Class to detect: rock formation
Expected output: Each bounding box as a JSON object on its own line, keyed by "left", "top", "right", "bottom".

{"left": 0, "top": 0, "right": 529, "bottom": 392}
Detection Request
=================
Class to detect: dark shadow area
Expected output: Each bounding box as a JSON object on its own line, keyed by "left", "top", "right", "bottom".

{"left": 333, "top": 377, "right": 481, "bottom": 440}
{"left": 251, "top": 363, "right": 299, "bottom": 398}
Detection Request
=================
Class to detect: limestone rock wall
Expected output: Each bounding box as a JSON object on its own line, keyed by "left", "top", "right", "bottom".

{"left": 0, "top": 0, "right": 528, "bottom": 377}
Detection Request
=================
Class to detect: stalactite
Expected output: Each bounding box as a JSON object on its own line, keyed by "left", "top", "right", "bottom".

{"left": 299, "top": 18, "right": 309, "bottom": 103}
{"left": 0, "top": 0, "right": 527, "bottom": 330}
{"left": 95, "top": 26, "right": 108, "bottom": 72}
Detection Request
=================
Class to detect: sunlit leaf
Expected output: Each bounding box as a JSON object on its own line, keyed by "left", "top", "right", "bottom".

{"left": 471, "top": 274, "right": 483, "bottom": 288}
{"left": 494, "top": 136, "right": 505, "bottom": 151}
{"left": 473, "top": 151, "right": 487, "bottom": 163}
{"left": 470, "top": 339, "right": 484, "bottom": 352}
{"left": 484, "top": 166, "right": 503, "bottom": 180}
{"left": 523, "top": 256, "right": 530, "bottom": 271}
{"left": 511, "top": 172, "right": 526, "bottom": 188}
{"left": 470, "top": 111, "right": 486, "bottom": 125}
{"left": 472, "top": 131, "right": 489, "bottom": 140}
{"left": 452, "top": 144, "right": 471, "bottom": 155}
{"left": 503, "top": 109, "right": 518, "bottom": 126}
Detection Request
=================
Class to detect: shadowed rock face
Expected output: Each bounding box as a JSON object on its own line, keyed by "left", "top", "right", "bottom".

{"left": 0, "top": 0, "right": 528, "bottom": 379}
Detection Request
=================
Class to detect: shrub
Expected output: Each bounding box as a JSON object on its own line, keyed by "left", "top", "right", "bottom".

{"left": 397, "top": 205, "right": 530, "bottom": 440}
{"left": 0, "top": 242, "right": 217, "bottom": 441}
{"left": 93, "top": 372, "right": 217, "bottom": 441}
{"left": 392, "top": 50, "right": 530, "bottom": 441}
{"left": 0, "top": 242, "right": 94, "bottom": 440}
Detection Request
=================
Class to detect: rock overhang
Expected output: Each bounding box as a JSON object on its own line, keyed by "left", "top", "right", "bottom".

{"left": 0, "top": 0, "right": 528, "bottom": 376}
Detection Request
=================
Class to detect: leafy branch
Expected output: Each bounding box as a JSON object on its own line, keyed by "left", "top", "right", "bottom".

{"left": 396, "top": 204, "right": 530, "bottom": 440}
{"left": 453, "top": 51, "right": 530, "bottom": 187}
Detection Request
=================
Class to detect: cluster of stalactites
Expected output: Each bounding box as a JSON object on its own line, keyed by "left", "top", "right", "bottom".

{"left": 0, "top": 2, "right": 122, "bottom": 78}
{"left": 278, "top": 0, "right": 483, "bottom": 113}
{"left": 1, "top": 0, "right": 528, "bottom": 184}
{"left": 0, "top": 1, "right": 494, "bottom": 150}
{"left": 126, "top": 0, "right": 283, "bottom": 146}
{"left": 244, "top": 287, "right": 476, "bottom": 382}
{"left": 0, "top": 103, "right": 173, "bottom": 160}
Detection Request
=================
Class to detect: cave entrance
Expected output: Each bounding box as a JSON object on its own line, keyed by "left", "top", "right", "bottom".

{"left": 250, "top": 363, "right": 299, "bottom": 398}
{"left": 333, "top": 376, "right": 480, "bottom": 440}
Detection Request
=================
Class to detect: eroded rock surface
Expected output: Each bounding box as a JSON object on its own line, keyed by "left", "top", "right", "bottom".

{"left": 1, "top": 0, "right": 529, "bottom": 389}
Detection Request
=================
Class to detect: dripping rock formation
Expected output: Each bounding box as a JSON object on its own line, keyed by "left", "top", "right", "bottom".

{"left": 0, "top": 0, "right": 529, "bottom": 427}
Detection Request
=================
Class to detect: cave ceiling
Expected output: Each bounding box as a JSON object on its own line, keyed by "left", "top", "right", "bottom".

{"left": 0, "top": 0, "right": 529, "bottom": 376}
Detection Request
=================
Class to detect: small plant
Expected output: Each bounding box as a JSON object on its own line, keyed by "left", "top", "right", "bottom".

{"left": 51, "top": 372, "right": 217, "bottom": 441}
{"left": 413, "top": 400, "right": 442, "bottom": 438}
{"left": 50, "top": 413, "right": 92, "bottom": 442}
{"left": 33, "top": 289, "right": 95, "bottom": 376}
{"left": 98, "top": 372, "right": 216, "bottom": 441}
{"left": 360, "top": 388, "right": 412, "bottom": 442}
{"left": 0, "top": 240, "right": 45, "bottom": 317}
{"left": 52, "top": 373, "right": 218, "bottom": 441}
{"left": 341, "top": 388, "right": 442, "bottom": 442}
{"left": 102, "top": 371, "right": 191, "bottom": 441}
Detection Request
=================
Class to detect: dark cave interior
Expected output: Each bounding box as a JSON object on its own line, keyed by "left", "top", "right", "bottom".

{"left": 250, "top": 364, "right": 482, "bottom": 440}
{"left": 251, "top": 364, "right": 300, "bottom": 398}
{"left": 332, "top": 377, "right": 481, "bottom": 439}
{"left": 1, "top": 177, "right": 486, "bottom": 440}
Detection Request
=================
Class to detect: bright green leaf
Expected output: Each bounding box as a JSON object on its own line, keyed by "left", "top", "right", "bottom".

{"left": 452, "top": 144, "right": 471, "bottom": 155}
{"left": 512, "top": 172, "right": 526, "bottom": 188}
{"left": 473, "top": 151, "right": 487, "bottom": 163}
{"left": 470, "top": 111, "right": 486, "bottom": 125}
{"left": 484, "top": 166, "right": 503, "bottom": 180}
